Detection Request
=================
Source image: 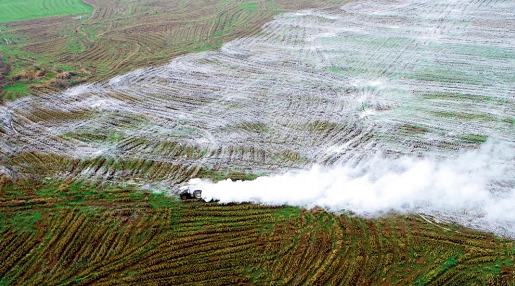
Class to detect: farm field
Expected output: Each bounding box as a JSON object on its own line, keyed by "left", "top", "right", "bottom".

{"left": 1, "top": 0, "right": 515, "bottom": 284}
{"left": 1, "top": 180, "right": 515, "bottom": 285}
{"left": 0, "top": 0, "right": 342, "bottom": 100}
{"left": 2, "top": 0, "right": 515, "bottom": 235}
{"left": 0, "top": 0, "right": 93, "bottom": 23}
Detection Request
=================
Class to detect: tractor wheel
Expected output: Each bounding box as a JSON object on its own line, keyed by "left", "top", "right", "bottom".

{"left": 193, "top": 190, "right": 202, "bottom": 199}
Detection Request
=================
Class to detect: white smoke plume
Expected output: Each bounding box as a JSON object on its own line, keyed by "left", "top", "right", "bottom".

{"left": 192, "top": 141, "right": 515, "bottom": 236}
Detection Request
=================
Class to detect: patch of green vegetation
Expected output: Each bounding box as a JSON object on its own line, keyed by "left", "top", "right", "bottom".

{"left": 423, "top": 93, "right": 485, "bottom": 101}
{"left": 107, "top": 131, "right": 125, "bottom": 143}
{"left": 328, "top": 66, "right": 344, "bottom": 74}
{"left": 453, "top": 44, "right": 515, "bottom": 61}
{"left": 462, "top": 134, "right": 488, "bottom": 143}
{"left": 1, "top": 210, "right": 42, "bottom": 233}
{"left": 433, "top": 110, "right": 495, "bottom": 122}
{"left": 245, "top": 173, "right": 260, "bottom": 180}
{"left": 445, "top": 257, "right": 457, "bottom": 267}
{"left": 199, "top": 168, "right": 230, "bottom": 181}
{"left": 0, "top": 31, "right": 91, "bottom": 100}
{"left": 246, "top": 266, "right": 265, "bottom": 283}
{"left": 408, "top": 64, "right": 483, "bottom": 85}
{"left": 79, "top": 22, "right": 101, "bottom": 41}
{"left": 35, "top": 182, "right": 61, "bottom": 197}
{"left": 241, "top": 2, "right": 257, "bottom": 11}
{"left": 306, "top": 120, "right": 340, "bottom": 132}
{"left": 65, "top": 32, "right": 88, "bottom": 55}
{"left": 63, "top": 132, "right": 114, "bottom": 143}
{"left": 0, "top": 0, "right": 93, "bottom": 24}
{"left": 402, "top": 124, "right": 428, "bottom": 133}
{"left": 197, "top": 167, "right": 263, "bottom": 182}
{"left": 232, "top": 121, "right": 269, "bottom": 133}
{"left": 273, "top": 206, "right": 301, "bottom": 220}
{"left": 149, "top": 192, "right": 180, "bottom": 209}
{"left": 423, "top": 93, "right": 510, "bottom": 106}
{"left": 2, "top": 82, "right": 31, "bottom": 97}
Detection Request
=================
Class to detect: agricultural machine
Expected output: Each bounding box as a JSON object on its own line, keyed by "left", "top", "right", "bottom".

{"left": 179, "top": 179, "right": 203, "bottom": 200}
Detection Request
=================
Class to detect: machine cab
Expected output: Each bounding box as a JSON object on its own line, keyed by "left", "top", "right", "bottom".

{"left": 179, "top": 180, "right": 203, "bottom": 200}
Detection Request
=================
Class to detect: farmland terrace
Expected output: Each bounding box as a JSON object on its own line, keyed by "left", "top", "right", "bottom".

{"left": 1, "top": 0, "right": 515, "bottom": 284}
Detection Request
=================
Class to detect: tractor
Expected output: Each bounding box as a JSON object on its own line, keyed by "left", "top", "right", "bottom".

{"left": 179, "top": 180, "right": 203, "bottom": 200}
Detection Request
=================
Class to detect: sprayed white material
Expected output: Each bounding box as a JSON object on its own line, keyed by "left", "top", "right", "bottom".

{"left": 196, "top": 141, "right": 515, "bottom": 236}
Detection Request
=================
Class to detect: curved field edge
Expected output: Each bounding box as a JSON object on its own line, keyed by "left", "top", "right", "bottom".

{"left": 0, "top": 0, "right": 344, "bottom": 101}
{"left": 0, "top": 0, "right": 93, "bottom": 24}
{"left": 0, "top": 179, "right": 514, "bottom": 285}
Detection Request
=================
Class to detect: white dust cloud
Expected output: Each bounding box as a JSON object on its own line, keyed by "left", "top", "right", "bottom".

{"left": 192, "top": 141, "right": 515, "bottom": 235}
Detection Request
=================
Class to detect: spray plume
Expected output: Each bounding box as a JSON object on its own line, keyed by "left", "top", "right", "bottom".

{"left": 192, "top": 141, "right": 515, "bottom": 236}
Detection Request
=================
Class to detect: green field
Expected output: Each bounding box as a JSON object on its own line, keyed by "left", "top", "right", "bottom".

{"left": 0, "top": 180, "right": 514, "bottom": 285}
{"left": 0, "top": 0, "right": 92, "bottom": 23}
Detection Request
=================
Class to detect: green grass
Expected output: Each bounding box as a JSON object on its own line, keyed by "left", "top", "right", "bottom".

{"left": 328, "top": 66, "right": 344, "bottom": 74}
{"left": 0, "top": 0, "right": 93, "bottom": 23}
{"left": 3, "top": 82, "right": 31, "bottom": 93}
{"left": 2, "top": 82, "right": 31, "bottom": 101}
{"left": 197, "top": 167, "right": 263, "bottom": 182}
{"left": 7, "top": 211, "right": 42, "bottom": 233}
{"left": 433, "top": 110, "right": 495, "bottom": 122}
{"left": 463, "top": 134, "right": 488, "bottom": 143}
{"left": 240, "top": 2, "right": 257, "bottom": 11}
